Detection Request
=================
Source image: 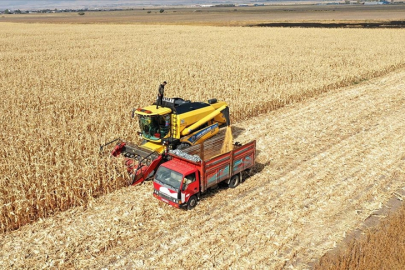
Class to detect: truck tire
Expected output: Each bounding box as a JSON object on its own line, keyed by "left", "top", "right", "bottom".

{"left": 229, "top": 174, "right": 240, "bottom": 188}
{"left": 187, "top": 195, "right": 198, "bottom": 210}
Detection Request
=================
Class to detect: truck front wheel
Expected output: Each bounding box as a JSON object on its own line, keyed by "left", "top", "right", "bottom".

{"left": 187, "top": 195, "right": 198, "bottom": 210}
{"left": 229, "top": 174, "right": 240, "bottom": 188}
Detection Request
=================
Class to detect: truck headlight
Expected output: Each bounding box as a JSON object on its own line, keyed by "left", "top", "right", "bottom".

{"left": 172, "top": 198, "right": 181, "bottom": 204}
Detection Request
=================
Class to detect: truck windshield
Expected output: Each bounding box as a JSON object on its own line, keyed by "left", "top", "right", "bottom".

{"left": 138, "top": 114, "right": 170, "bottom": 141}
{"left": 154, "top": 166, "right": 183, "bottom": 190}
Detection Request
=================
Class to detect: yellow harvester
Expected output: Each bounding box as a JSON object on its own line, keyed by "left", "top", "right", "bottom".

{"left": 103, "top": 97, "right": 230, "bottom": 185}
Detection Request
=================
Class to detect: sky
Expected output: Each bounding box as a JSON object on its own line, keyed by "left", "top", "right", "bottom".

{"left": 0, "top": 1, "right": 275, "bottom": 10}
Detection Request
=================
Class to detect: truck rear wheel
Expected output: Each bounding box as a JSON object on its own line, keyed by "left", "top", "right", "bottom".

{"left": 187, "top": 195, "right": 198, "bottom": 210}
{"left": 229, "top": 174, "right": 240, "bottom": 188}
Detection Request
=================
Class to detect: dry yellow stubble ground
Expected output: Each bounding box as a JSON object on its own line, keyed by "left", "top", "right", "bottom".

{"left": 1, "top": 22, "right": 405, "bottom": 232}
{"left": 1, "top": 68, "right": 404, "bottom": 269}
{"left": 316, "top": 200, "right": 405, "bottom": 269}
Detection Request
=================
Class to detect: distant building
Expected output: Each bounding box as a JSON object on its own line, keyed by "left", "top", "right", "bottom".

{"left": 364, "top": 1, "right": 390, "bottom": 4}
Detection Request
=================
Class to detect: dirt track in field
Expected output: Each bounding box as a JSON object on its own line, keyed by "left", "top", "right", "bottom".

{"left": 1, "top": 70, "right": 405, "bottom": 269}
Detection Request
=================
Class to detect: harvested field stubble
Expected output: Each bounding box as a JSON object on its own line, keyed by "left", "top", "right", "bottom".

{"left": 1, "top": 69, "right": 405, "bottom": 269}
{"left": 316, "top": 199, "right": 405, "bottom": 269}
{"left": 1, "top": 23, "right": 405, "bottom": 232}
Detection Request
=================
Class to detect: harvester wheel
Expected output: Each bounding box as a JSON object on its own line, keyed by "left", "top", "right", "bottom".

{"left": 187, "top": 195, "right": 198, "bottom": 210}
{"left": 229, "top": 174, "right": 240, "bottom": 188}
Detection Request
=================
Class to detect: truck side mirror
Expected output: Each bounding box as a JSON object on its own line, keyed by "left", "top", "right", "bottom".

{"left": 181, "top": 179, "right": 188, "bottom": 191}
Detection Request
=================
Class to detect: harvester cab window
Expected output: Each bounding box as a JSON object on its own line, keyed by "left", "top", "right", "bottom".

{"left": 159, "top": 114, "right": 170, "bottom": 137}
{"left": 138, "top": 114, "right": 170, "bottom": 141}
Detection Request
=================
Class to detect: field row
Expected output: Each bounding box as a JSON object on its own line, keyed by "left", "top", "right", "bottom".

{"left": 1, "top": 23, "right": 405, "bottom": 232}
{"left": 1, "top": 68, "right": 404, "bottom": 268}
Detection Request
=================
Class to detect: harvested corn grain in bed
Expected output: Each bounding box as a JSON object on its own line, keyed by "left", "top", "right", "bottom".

{"left": 221, "top": 126, "right": 234, "bottom": 154}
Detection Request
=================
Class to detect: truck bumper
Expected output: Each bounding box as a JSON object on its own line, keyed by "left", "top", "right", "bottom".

{"left": 153, "top": 193, "right": 181, "bottom": 208}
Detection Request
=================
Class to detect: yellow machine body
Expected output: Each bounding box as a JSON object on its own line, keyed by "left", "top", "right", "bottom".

{"left": 134, "top": 98, "right": 229, "bottom": 153}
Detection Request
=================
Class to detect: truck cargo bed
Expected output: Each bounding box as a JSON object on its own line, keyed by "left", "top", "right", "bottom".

{"left": 168, "top": 138, "right": 256, "bottom": 192}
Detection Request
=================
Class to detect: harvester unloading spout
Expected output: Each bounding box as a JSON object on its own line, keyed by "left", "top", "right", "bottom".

{"left": 181, "top": 105, "right": 230, "bottom": 136}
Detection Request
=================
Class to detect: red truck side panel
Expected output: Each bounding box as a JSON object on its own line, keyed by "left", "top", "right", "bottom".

{"left": 201, "top": 140, "right": 256, "bottom": 192}
{"left": 203, "top": 153, "right": 231, "bottom": 191}
{"left": 232, "top": 141, "right": 255, "bottom": 175}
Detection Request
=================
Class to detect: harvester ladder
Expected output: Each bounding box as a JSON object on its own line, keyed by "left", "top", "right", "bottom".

{"left": 171, "top": 114, "right": 177, "bottom": 138}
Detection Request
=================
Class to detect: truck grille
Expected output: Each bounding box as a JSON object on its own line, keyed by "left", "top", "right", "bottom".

{"left": 156, "top": 190, "right": 176, "bottom": 202}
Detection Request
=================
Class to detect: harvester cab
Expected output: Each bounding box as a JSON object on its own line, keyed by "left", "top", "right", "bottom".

{"left": 101, "top": 97, "right": 230, "bottom": 186}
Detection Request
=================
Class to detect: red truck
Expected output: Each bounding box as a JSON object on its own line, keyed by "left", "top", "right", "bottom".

{"left": 153, "top": 139, "right": 256, "bottom": 209}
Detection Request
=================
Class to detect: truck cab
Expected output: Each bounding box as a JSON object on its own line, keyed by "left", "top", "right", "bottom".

{"left": 153, "top": 158, "right": 200, "bottom": 209}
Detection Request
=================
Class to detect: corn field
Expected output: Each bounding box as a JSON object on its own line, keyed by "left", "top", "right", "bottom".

{"left": 1, "top": 23, "right": 405, "bottom": 233}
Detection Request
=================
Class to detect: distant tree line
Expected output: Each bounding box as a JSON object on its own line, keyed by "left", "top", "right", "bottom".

{"left": 3, "top": 9, "right": 26, "bottom": 14}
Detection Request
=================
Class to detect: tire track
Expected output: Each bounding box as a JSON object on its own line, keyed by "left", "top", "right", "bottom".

{"left": 1, "top": 70, "right": 405, "bottom": 269}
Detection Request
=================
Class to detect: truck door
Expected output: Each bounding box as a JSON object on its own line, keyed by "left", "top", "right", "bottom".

{"left": 181, "top": 172, "right": 199, "bottom": 202}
